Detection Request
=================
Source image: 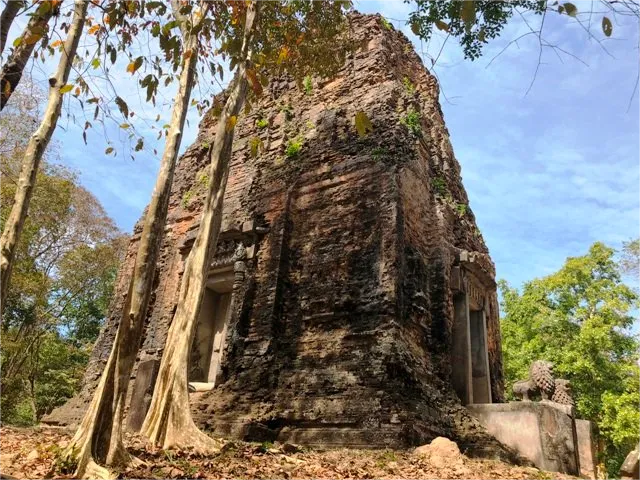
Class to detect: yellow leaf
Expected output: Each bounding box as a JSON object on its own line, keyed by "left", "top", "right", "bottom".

{"left": 246, "top": 68, "right": 262, "bottom": 96}
{"left": 435, "top": 20, "right": 450, "bottom": 32}
{"left": 601, "top": 16, "right": 612, "bottom": 37}
{"left": 277, "top": 46, "right": 289, "bottom": 65}
{"left": 60, "top": 84, "right": 74, "bottom": 93}
{"left": 24, "top": 32, "right": 43, "bottom": 45}
{"left": 564, "top": 2, "right": 577, "bottom": 17}
{"left": 410, "top": 19, "right": 420, "bottom": 36}
{"left": 354, "top": 111, "right": 373, "bottom": 137}
{"left": 461, "top": 1, "right": 475, "bottom": 33}
{"left": 249, "top": 137, "right": 263, "bottom": 158}
{"left": 88, "top": 24, "right": 100, "bottom": 35}
{"left": 126, "top": 57, "right": 143, "bottom": 74}
{"left": 74, "top": 86, "right": 80, "bottom": 96}
{"left": 226, "top": 115, "right": 237, "bottom": 132}
{"left": 50, "top": 39, "right": 63, "bottom": 48}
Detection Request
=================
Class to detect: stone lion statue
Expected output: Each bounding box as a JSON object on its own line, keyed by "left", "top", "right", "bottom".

{"left": 512, "top": 360, "right": 556, "bottom": 401}
{"left": 512, "top": 361, "right": 576, "bottom": 408}
{"left": 551, "top": 379, "right": 574, "bottom": 407}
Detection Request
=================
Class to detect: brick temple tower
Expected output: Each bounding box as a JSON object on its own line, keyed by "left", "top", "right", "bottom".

{"left": 47, "top": 13, "right": 506, "bottom": 455}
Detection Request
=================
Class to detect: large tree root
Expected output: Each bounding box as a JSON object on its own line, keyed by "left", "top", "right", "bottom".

{"left": 60, "top": 332, "right": 143, "bottom": 479}
{"left": 140, "top": 344, "right": 222, "bottom": 453}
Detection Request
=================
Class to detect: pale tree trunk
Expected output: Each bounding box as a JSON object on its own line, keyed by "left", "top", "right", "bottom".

{"left": 61, "top": 6, "right": 207, "bottom": 479}
{"left": 0, "top": 0, "right": 84, "bottom": 319}
{"left": 140, "top": 1, "right": 259, "bottom": 452}
{"left": 0, "top": 0, "right": 55, "bottom": 110}
{"left": 0, "top": 0, "right": 25, "bottom": 55}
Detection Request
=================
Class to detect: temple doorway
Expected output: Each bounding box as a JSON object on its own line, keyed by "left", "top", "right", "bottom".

{"left": 189, "top": 269, "right": 234, "bottom": 388}
{"left": 451, "top": 292, "right": 492, "bottom": 404}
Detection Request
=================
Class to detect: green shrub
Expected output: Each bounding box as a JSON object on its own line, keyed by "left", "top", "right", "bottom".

{"left": 380, "top": 17, "right": 392, "bottom": 30}
{"left": 256, "top": 118, "right": 269, "bottom": 129}
{"left": 456, "top": 203, "right": 468, "bottom": 216}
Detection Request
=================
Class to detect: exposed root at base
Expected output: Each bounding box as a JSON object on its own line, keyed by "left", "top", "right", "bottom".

{"left": 62, "top": 436, "right": 143, "bottom": 480}
{"left": 150, "top": 424, "right": 223, "bottom": 455}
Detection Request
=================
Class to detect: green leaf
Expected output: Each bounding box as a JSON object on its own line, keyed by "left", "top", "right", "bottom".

{"left": 91, "top": 58, "right": 100, "bottom": 69}
{"left": 13, "top": 37, "right": 22, "bottom": 47}
{"left": 355, "top": 111, "right": 373, "bottom": 137}
{"left": 60, "top": 85, "right": 74, "bottom": 94}
{"left": 105, "top": 147, "right": 114, "bottom": 155}
{"left": 120, "top": 123, "right": 130, "bottom": 129}
{"left": 563, "top": 2, "right": 577, "bottom": 17}
{"left": 135, "top": 138, "right": 144, "bottom": 151}
{"left": 602, "top": 17, "right": 612, "bottom": 37}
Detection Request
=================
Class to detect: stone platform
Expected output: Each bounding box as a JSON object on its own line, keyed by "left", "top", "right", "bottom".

{"left": 468, "top": 401, "right": 596, "bottom": 478}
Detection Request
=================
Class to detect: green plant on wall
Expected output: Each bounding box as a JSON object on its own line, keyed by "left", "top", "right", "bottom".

{"left": 256, "top": 118, "right": 269, "bottom": 129}
{"left": 285, "top": 137, "right": 304, "bottom": 158}
{"left": 403, "top": 76, "right": 416, "bottom": 95}
{"left": 196, "top": 171, "right": 209, "bottom": 187}
{"left": 280, "top": 103, "right": 294, "bottom": 120}
{"left": 371, "top": 146, "right": 388, "bottom": 161}
{"left": 380, "top": 17, "right": 392, "bottom": 30}
{"left": 181, "top": 189, "right": 194, "bottom": 208}
{"left": 456, "top": 203, "right": 467, "bottom": 217}
{"left": 432, "top": 176, "right": 447, "bottom": 196}
{"left": 181, "top": 170, "right": 210, "bottom": 208}
{"left": 249, "top": 137, "right": 264, "bottom": 158}
{"left": 303, "top": 75, "right": 313, "bottom": 95}
{"left": 400, "top": 107, "right": 421, "bottom": 136}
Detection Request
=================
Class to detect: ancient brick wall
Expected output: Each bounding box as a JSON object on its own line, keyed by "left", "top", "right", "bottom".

{"left": 46, "top": 13, "right": 506, "bottom": 454}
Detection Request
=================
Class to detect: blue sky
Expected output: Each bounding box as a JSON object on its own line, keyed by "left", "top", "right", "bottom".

{"left": 8, "top": 1, "right": 639, "bottom": 291}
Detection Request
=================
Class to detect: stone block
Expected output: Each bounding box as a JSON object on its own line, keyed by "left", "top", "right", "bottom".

{"left": 126, "top": 358, "right": 159, "bottom": 432}
{"left": 468, "top": 402, "right": 579, "bottom": 476}
{"left": 620, "top": 446, "right": 640, "bottom": 480}
{"left": 575, "top": 419, "right": 597, "bottom": 479}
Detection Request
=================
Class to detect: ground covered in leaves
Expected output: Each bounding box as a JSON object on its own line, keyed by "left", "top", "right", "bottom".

{"left": 0, "top": 426, "right": 575, "bottom": 479}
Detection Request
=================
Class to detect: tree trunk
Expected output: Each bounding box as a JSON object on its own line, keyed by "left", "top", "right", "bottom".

{"left": 0, "top": 0, "right": 84, "bottom": 320}
{"left": 61, "top": 7, "right": 206, "bottom": 479}
{"left": 140, "top": 1, "right": 259, "bottom": 452}
{"left": 0, "top": 1, "right": 54, "bottom": 110}
{"left": 0, "top": 0, "right": 25, "bottom": 55}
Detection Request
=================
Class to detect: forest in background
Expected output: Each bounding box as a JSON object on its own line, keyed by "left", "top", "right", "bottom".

{"left": 0, "top": 83, "right": 126, "bottom": 425}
